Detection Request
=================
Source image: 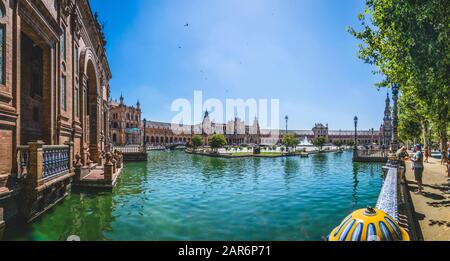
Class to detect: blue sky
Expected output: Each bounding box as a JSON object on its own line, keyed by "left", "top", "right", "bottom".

{"left": 90, "top": 0, "right": 386, "bottom": 130}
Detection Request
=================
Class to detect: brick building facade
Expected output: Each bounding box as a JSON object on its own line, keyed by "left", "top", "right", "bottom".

{"left": 0, "top": 0, "right": 111, "bottom": 220}
{"left": 145, "top": 121, "right": 192, "bottom": 146}
{"left": 110, "top": 95, "right": 142, "bottom": 145}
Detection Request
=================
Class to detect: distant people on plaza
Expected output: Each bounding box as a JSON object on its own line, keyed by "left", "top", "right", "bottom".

{"left": 424, "top": 146, "right": 430, "bottom": 163}
{"left": 441, "top": 149, "right": 447, "bottom": 165}
{"left": 410, "top": 144, "right": 424, "bottom": 194}
{"left": 447, "top": 147, "right": 450, "bottom": 177}
{"left": 447, "top": 154, "right": 450, "bottom": 177}
{"left": 381, "top": 144, "right": 386, "bottom": 157}
{"left": 396, "top": 146, "right": 409, "bottom": 183}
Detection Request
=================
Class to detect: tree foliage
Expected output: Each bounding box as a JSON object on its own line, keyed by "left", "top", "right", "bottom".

{"left": 349, "top": 0, "right": 449, "bottom": 153}
{"left": 191, "top": 135, "right": 203, "bottom": 150}
{"left": 333, "top": 140, "right": 344, "bottom": 148}
{"left": 209, "top": 134, "right": 227, "bottom": 152}
{"left": 313, "top": 137, "right": 327, "bottom": 151}
{"left": 282, "top": 134, "right": 299, "bottom": 149}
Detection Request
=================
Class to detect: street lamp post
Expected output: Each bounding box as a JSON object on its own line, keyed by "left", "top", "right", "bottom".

{"left": 285, "top": 115, "right": 288, "bottom": 135}
{"left": 386, "top": 84, "right": 400, "bottom": 168}
{"left": 353, "top": 116, "right": 358, "bottom": 158}
{"left": 143, "top": 118, "right": 147, "bottom": 148}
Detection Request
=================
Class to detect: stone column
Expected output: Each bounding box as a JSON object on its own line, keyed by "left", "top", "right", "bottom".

{"left": 103, "top": 153, "right": 113, "bottom": 181}
{"left": 115, "top": 152, "right": 121, "bottom": 169}
{"left": 0, "top": 207, "right": 4, "bottom": 239}
{"left": 0, "top": 174, "right": 8, "bottom": 193}
{"left": 86, "top": 151, "right": 92, "bottom": 166}
{"left": 391, "top": 84, "right": 399, "bottom": 152}
{"left": 81, "top": 145, "right": 88, "bottom": 166}
{"left": 74, "top": 154, "right": 82, "bottom": 181}
{"left": 111, "top": 155, "right": 117, "bottom": 175}
{"left": 28, "top": 141, "right": 45, "bottom": 187}
{"left": 65, "top": 141, "right": 74, "bottom": 172}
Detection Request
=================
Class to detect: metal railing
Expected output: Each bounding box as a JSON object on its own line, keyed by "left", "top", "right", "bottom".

{"left": 42, "top": 145, "right": 70, "bottom": 180}
{"left": 16, "top": 145, "right": 30, "bottom": 179}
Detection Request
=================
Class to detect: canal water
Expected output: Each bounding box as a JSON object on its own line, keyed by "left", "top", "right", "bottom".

{"left": 5, "top": 151, "right": 383, "bottom": 241}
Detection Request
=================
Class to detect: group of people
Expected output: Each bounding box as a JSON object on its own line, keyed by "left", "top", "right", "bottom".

{"left": 397, "top": 145, "right": 424, "bottom": 194}
{"left": 397, "top": 144, "right": 450, "bottom": 194}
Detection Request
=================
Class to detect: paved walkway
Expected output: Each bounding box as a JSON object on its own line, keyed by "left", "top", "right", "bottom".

{"left": 405, "top": 157, "right": 450, "bottom": 241}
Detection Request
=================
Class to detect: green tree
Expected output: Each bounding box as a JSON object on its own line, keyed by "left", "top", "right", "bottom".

{"left": 349, "top": 0, "right": 449, "bottom": 156}
{"left": 346, "top": 140, "right": 355, "bottom": 147}
{"left": 282, "top": 134, "right": 299, "bottom": 152}
{"left": 398, "top": 87, "right": 426, "bottom": 145}
{"left": 209, "top": 134, "right": 227, "bottom": 152}
{"left": 191, "top": 135, "right": 203, "bottom": 150}
{"left": 333, "top": 140, "right": 344, "bottom": 149}
{"left": 313, "top": 137, "right": 327, "bottom": 151}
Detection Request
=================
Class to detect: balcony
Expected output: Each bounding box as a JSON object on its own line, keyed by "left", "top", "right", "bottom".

{"left": 15, "top": 141, "right": 74, "bottom": 221}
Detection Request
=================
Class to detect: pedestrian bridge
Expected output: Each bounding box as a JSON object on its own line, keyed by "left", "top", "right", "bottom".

{"left": 165, "top": 142, "right": 187, "bottom": 150}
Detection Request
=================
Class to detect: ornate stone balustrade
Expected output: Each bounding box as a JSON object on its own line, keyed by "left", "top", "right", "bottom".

{"left": 19, "top": 141, "right": 74, "bottom": 221}
{"left": 376, "top": 167, "right": 399, "bottom": 222}
{"left": 42, "top": 145, "right": 70, "bottom": 180}
{"left": 353, "top": 149, "right": 389, "bottom": 163}
{"left": 16, "top": 145, "right": 30, "bottom": 179}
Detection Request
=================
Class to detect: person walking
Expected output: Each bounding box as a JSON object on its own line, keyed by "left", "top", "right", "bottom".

{"left": 410, "top": 144, "right": 424, "bottom": 194}
{"left": 441, "top": 149, "right": 446, "bottom": 165}
{"left": 424, "top": 146, "right": 430, "bottom": 163}
{"left": 396, "top": 146, "right": 409, "bottom": 184}
{"left": 447, "top": 156, "right": 450, "bottom": 178}
{"left": 447, "top": 147, "right": 450, "bottom": 177}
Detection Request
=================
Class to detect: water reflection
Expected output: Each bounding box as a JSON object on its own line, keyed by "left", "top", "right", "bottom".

{"left": 4, "top": 151, "right": 384, "bottom": 241}
{"left": 283, "top": 158, "right": 299, "bottom": 187}
{"left": 251, "top": 158, "right": 262, "bottom": 183}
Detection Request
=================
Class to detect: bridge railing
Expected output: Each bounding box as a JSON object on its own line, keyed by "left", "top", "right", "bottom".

{"left": 16, "top": 145, "right": 30, "bottom": 179}
{"left": 112, "top": 145, "right": 144, "bottom": 154}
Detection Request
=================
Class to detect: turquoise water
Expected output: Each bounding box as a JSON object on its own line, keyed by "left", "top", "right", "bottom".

{"left": 5, "top": 151, "right": 383, "bottom": 241}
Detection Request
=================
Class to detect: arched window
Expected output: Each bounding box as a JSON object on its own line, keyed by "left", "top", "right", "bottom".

{"left": 112, "top": 133, "right": 117, "bottom": 143}
{"left": 0, "top": 2, "right": 5, "bottom": 17}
